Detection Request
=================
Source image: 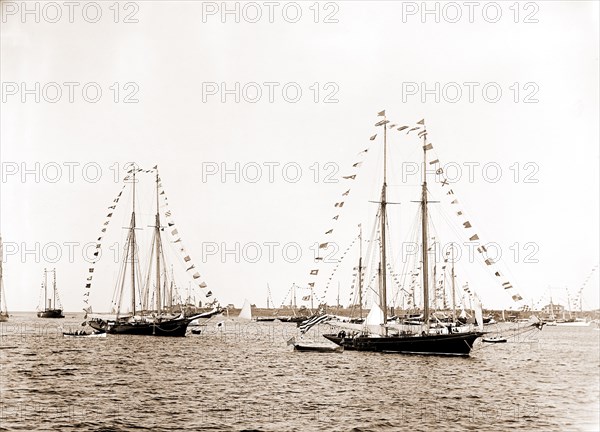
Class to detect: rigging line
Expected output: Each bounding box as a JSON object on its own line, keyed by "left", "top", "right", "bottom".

{"left": 142, "top": 232, "right": 156, "bottom": 311}
{"left": 364, "top": 211, "right": 382, "bottom": 305}
{"left": 340, "top": 207, "right": 381, "bottom": 309}
{"left": 163, "top": 223, "right": 202, "bottom": 299}
{"left": 435, "top": 203, "right": 503, "bottom": 300}
{"left": 322, "top": 239, "right": 359, "bottom": 305}
{"left": 427, "top": 215, "right": 445, "bottom": 290}
{"left": 278, "top": 284, "right": 294, "bottom": 310}
{"left": 391, "top": 206, "right": 421, "bottom": 308}
{"left": 432, "top": 202, "right": 481, "bottom": 288}
{"left": 406, "top": 209, "right": 423, "bottom": 311}
{"left": 160, "top": 192, "right": 209, "bottom": 295}
{"left": 435, "top": 175, "right": 524, "bottom": 297}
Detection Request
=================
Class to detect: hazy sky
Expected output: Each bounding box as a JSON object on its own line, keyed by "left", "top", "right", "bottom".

{"left": 1, "top": 1, "right": 598, "bottom": 312}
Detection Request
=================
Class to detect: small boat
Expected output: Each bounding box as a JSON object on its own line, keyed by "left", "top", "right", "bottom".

{"left": 288, "top": 337, "right": 343, "bottom": 352}
{"left": 63, "top": 330, "right": 106, "bottom": 338}
{"left": 255, "top": 316, "right": 279, "bottom": 322}
{"left": 557, "top": 318, "right": 590, "bottom": 327}
{"left": 482, "top": 336, "right": 507, "bottom": 343}
{"left": 294, "top": 343, "right": 343, "bottom": 353}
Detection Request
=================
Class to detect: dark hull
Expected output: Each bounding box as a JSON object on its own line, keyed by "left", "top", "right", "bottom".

{"left": 255, "top": 316, "right": 309, "bottom": 324}
{"left": 482, "top": 337, "right": 507, "bottom": 343}
{"left": 294, "top": 344, "right": 343, "bottom": 353}
{"left": 37, "top": 309, "right": 64, "bottom": 318}
{"left": 457, "top": 316, "right": 493, "bottom": 325}
{"left": 89, "top": 317, "right": 193, "bottom": 337}
{"left": 323, "top": 331, "right": 483, "bottom": 356}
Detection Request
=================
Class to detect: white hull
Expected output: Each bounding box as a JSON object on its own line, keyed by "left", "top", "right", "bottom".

{"left": 556, "top": 321, "right": 591, "bottom": 327}
{"left": 63, "top": 332, "right": 107, "bottom": 338}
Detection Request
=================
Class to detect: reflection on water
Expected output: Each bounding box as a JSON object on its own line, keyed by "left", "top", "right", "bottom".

{"left": 1, "top": 314, "right": 598, "bottom": 431}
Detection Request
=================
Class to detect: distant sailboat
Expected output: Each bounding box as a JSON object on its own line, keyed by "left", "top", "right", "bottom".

{"left": 37, "top": 268, "right": 64, "bottom": 318}
{"left": 87, "top": 166, "right": 221, "bottom": 336}
{"left": 545, "top": 294, "right": 558, "bottom": 326}
{"left": 238, "top": 299, "right": 252, "bottom": 320}
{"left": 255, "top": 283, "right": 310, "bottom": 323}
{"left": 0, "top": 236, "right": 8, "bottom": 322}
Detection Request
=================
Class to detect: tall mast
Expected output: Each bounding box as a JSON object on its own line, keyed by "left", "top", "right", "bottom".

{"left": 421, "top": 122, "right": 430, "bottom": 329}
{"left": 358, "top": 224, "right": 363, "bottom": 320}
{"left": 379, "top": 113, "right": 388, "bottom": 326}
{"left": 451, "top": 245, "right": 456, "bottom": 322}
{"left": 442, "top": 266, "right": 447, "bottom": 310}
{"left": 0, "top": 236, "right": 3, "bottom": 311}
{"left": 169, "top": 265, "right": 174, "bottom": 313}
{"left": 130, "top": 167, "right": 137, "bottom": 316}
{"left": 52, "top": 268, "right": 56, "bottom": 309}
{"left": 433, "top": 262, "right": 437, "bottom": 310}
{"left": 44, "top": 268, "right": 48, "bottom": 311}
{"left": 267, "top": 284, "right": 270, "bottom": 309}
{"left": 155, "top": 169, "right": 162, "bottom": 313}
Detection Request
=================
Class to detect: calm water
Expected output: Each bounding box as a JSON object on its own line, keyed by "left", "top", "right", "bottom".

{"left": 0, "top": 313, "right": 598, "bottom": 431}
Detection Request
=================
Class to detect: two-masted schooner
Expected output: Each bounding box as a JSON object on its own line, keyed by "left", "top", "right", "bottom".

{"left": 87, "top": 166, "right": 220, "bottom": 336}
{"left": 37, "top": 268, "right": 65, "bottom": 318}
{"left": 307, "top": 114, "right": 485, "bottom": 355}
{"left": 0, "top": 235, "right": 9, "bottom": 322}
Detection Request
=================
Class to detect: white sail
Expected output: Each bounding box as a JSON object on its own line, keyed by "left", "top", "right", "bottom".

{"left": 238, "top": 299, "right": 252, "bottom": 320}
{"left": 366, "top": 304, "right": 384, "bottom": 326}
{"left": 473, "top": 294, "right": 484, "bottom": 332}
{"left": 365, "top": 304, "right": 385, "bottom": 335}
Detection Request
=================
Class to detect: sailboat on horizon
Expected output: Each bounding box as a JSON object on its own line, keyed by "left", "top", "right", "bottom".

{"left": 37, "top": 268, "right": 64, "bottom": 319}
{"left": 87, "top": 165, "right": 221, "bottom": 336}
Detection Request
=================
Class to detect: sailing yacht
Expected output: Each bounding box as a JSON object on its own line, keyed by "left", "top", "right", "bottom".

{"left": 255, "top": 283, "right": 311, "bottom": 323}
{"left": 87, "top": 167, "right": 221, "bottom": 336}
{"left": 0, "top": 236, "right": 8, "bottom": 322}
{"left": 315, "top": 114, "right": 484, "bottom": 355}
{"left": 238, "top": 299, "right": 252, "bottom": 320}
{"left": 37, "top": 268, "right": 65, "bottom": 318}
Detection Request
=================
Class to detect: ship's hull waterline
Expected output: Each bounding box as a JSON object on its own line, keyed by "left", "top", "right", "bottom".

{"left": 37, "top": 309, "right": 65, "bottom": 319}
{"left": 89, "top": 317, "right": 194, "bottom": 337}
{"left": 323, "top": 331, "right": 484, "bottom": 356}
